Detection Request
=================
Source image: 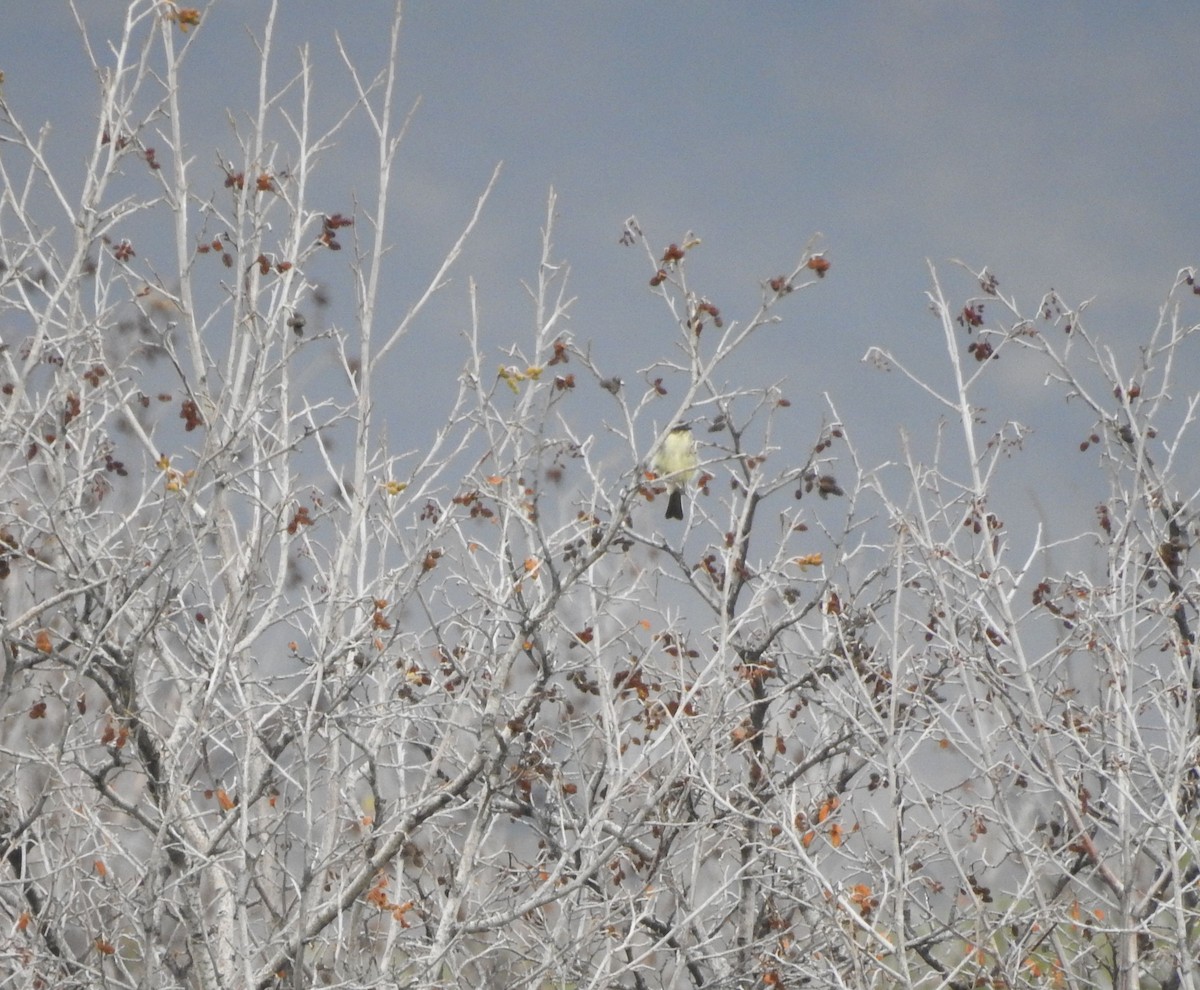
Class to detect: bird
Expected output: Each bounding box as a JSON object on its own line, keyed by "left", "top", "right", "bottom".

{"left": 653, "top": 424, "right": 698, "bottom": 520}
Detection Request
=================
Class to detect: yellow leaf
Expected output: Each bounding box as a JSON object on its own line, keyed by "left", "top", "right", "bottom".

{"left": 792, "top": 553, "right": 823, "bottom": 569}
{"left": 497, "top": 365, "right": 523, "bottom": 393}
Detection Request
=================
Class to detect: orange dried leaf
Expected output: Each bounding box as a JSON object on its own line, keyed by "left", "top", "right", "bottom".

{"left": 174, "top": 8, "right": 201, "bottom": 32}
{"left": 816, "top": 796, "right": 839, "bottom": 823}
{"left": 35, "top": 629, "right": 53, "bottom": 653}
{"left": 216, "top": 788, "right": 236, "bottom": 812}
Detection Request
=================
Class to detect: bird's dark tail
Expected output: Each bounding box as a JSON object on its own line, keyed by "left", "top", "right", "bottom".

{"left": 665, "top": 490, "right": 684, "bottom": 520}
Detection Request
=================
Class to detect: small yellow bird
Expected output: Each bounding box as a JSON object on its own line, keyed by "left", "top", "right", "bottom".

{"left": 653, "top": 424, "right": 698, "bottom": 520}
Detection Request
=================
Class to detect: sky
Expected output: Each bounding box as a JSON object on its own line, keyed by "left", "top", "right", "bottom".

{"left": 3, "top": 2, "right": 1199, "bottom": 547}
